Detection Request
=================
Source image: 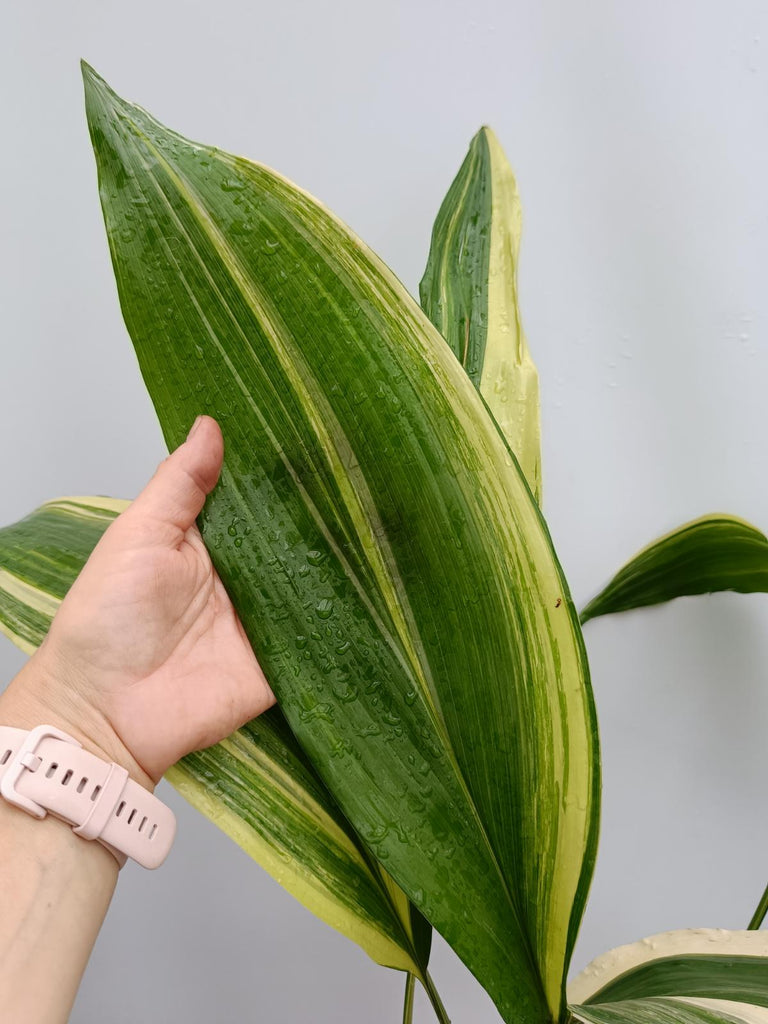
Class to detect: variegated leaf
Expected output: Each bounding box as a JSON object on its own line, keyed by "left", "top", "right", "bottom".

{"left": 420, "top": 126, "right": 541, "bottom": 502}
{"left": 79, "top": 64, "right": 599, "bottom": 1021}
{"left": 570, "top": 929, "right": 768, "bottom": 1024}
{"left": 581, "top": 516, "right": 768, "bottom": 624}
{"left": 0, "top": 497, "right": 430, "bottom": 976}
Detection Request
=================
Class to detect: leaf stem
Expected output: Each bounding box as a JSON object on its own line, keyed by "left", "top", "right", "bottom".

{"left": 422, "top": 971, "right": 451, "bottom": 1024}
{"left": 748, "top": 881, "right": 768, "bottom": 929}
{"left": 402, "top": 973, "right": 416, "bottom": 1024}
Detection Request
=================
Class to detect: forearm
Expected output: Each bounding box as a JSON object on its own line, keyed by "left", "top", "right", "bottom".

{"left": 0, "top": 786, "right": 118, "bottom": 1023}
{"left": 0, "top": 663, "right": 147, "bottom": 1024}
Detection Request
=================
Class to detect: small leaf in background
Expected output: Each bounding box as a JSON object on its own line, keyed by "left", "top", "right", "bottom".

{"left": 0, "top": 499, "right": 430, "bottom": 980}
{"left": 748, "top": 882, "right": 768, "bottom": 931}
{"left": 569, "top": 929, "right": 768, "bottom": 1024}
{"left": 82, "top": 65, "right": 599, "bottom": 1023}
{"left": 581, "top": 515, "right": 768, "bottom": 624}
{"left": 420, "top": 126, "right": 541, "bottom": 503}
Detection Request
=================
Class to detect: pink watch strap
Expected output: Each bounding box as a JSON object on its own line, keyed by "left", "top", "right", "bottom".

{"left": 0, "top": 725, "right": 176, "bottom": 869}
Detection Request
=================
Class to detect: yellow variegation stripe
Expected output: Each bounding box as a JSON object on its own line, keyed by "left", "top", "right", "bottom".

{"left": 0, "top": 612, "right": 37, "bottom": 655}
{"left": 479, "top": 128, "right": 541, "bottom": 502}
{"left": 0, "top": 567, "right": 61, "bottom": 653}
{"left": 420, "top": 126, "right": 542, "bottom": 503}
{"left": 0, "top": 567, "right": 60, "bottom": 620}
{"left": 45, "top": 496, "right": 131, "bottom": 518}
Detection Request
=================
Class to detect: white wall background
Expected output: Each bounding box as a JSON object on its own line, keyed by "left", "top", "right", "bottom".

{"left": 2, "top": 2, "right": 768, "bottom": 1020}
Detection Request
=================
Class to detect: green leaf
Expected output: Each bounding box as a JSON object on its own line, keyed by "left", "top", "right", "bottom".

{"left": 748, "top": 882, "right": 768, "bottom": 930}
{"left": 581, "top": 516, "right": 768, "bottom": 624}
{"left": 420, "top": 126, "right": 541, "bottom": 503}
{"left": 414, "top": 124, "right": 535, "bottom": 976}
{"left": 0, "top": 497, "right": 431, "bottom": 977}
{"left": 571, "top": 997, "right": 757, "bottom": 1024}
{"left": 569, "top": 929, "right": 768, "bottom": 1024}
{"left": 82, "top": 64, "right": 599, "bottom": 1023}
{"left": 578, "top": 957, "right": 768, "bottom": 1006}
{"left": 0, "top": 497, "right": 127, "bottom": 655}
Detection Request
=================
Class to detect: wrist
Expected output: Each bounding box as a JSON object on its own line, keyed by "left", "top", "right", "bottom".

{"left": 0, "top": 651, "right": 154, "bottom": 794}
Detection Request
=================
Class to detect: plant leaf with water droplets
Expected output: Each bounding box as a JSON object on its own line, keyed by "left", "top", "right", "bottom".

{"left": 581, "top": 515, "right": 768, "bottom": 623}
{"left": 420, "top": 126, "right": 541, "bottom": 502}
{"left": 0, "top": 497, "right": 430, "bottom": 977}
{"left": 82, "top": 65, "right": 599, "bottom": 1023}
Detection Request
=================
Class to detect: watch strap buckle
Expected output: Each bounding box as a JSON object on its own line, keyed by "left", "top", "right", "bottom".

{"left": 0, "top": 724, "right": 81, "bottom": 818}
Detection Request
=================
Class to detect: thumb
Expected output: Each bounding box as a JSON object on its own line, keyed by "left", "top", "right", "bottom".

{"left": 129, "top": 416, "right": 224, "bottom": 537}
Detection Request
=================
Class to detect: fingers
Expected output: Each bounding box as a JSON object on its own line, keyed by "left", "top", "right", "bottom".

{"left": 129, "top": 416, "right": 224, "bottom": 537}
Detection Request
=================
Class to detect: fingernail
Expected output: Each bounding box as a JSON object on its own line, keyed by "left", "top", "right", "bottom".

{"left": 187, "top": 415, "right": 204, "bottom": 440}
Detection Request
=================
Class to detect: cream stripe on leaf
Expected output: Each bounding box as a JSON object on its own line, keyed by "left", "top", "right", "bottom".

{"left": 44, "top": 496, "right": 131, "bottom": 518}
{"left": 0, "top": 499, "right": 429, "bottom": 978}
{"left": 420, "top": 126, "right": 541, "bottom": 503}
{"left": 81, "top": 64, "right": 598, "bottom": 1024}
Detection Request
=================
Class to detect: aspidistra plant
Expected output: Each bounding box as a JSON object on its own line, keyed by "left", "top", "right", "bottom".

{"left": 2, "top": 66, "right": 598, "bottom": 1024}
{"left": 0, "top": 65, "right": 766, "bottom": 1024}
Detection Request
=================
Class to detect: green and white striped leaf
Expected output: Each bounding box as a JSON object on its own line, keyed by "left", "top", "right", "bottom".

{"left": 581, "top": 516, "right": 768, "bottom": 624}
{"left": 420, "top": 126, "right": 541, "bottom": 502}
{"left": 0, "top": 497, "right": 128, "bottom": 654}
{"left": 0, "top": 497, "right": 432, "bottom": 977}
{"left": 83, "top": 65, "right": 599, "bottom": 1023}
{"left": 571, "top": 997, "right": 768, "bottom": 1024}
{"left": 569, "top": 929, "right": 768, "bottom": 1024}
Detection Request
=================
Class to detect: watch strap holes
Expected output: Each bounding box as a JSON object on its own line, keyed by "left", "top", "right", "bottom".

{"left": 45, "top": 762, "right": 58, "bottom": 779}
{"left": 61, "top": 769, "right": 73, "bottom": 786}
{"left": 0, "top": 749, "right": 11, "bottom": 765}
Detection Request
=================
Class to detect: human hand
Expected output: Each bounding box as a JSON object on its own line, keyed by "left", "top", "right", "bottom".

{"left": 1, "top": 416, "right": 274, "bottom": 790}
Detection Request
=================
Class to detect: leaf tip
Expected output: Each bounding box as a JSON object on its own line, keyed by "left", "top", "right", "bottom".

{"left": 80, "top": 61, "right": 122, "bottom": 124}
{"left": 80, "top": 59, "right": 106, "bottom": 95}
